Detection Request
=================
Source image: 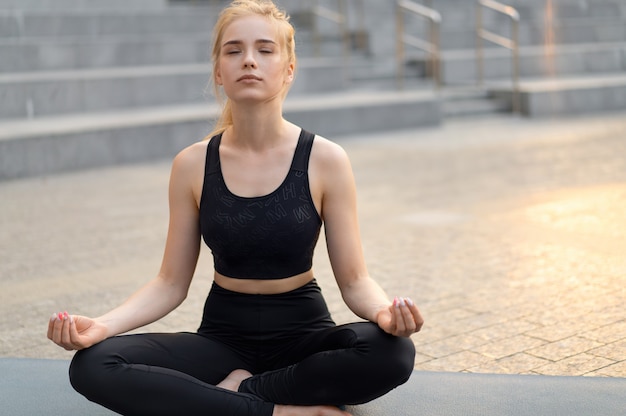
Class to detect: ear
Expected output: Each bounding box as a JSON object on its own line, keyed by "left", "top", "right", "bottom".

{"left": 215, "top": 66, "right": 223, "bottom": 86}
{"left": 284, "top": 62, "right": 295, "bottom": 85}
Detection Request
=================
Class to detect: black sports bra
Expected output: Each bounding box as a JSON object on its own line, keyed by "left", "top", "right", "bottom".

{"left": 199, "top": 129, "right": 322, "bottom": 279}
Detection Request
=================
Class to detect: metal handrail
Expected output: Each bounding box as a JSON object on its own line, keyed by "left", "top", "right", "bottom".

{"left": 311, "top": 0, "right": 350, "bottom": 59}
{"left": 476, "top": 0, "right": 521, "bottom": 112}
{"left": 396, "top": 0, "right": 442, "bottom": 89}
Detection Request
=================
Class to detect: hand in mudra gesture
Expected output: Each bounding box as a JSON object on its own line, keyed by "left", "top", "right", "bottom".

{"left": 377, "top": 297, "right": 424, "bottom": 337}
{"left": 47, "top": 312, "right": 108, "bottom": 351}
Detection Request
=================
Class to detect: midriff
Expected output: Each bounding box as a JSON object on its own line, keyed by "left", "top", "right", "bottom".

{"left": 213, "top": 269, "right": 315, "bottom": 295}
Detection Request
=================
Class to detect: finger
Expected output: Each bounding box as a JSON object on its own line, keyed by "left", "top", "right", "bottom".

{"left": 393, "top": 298, "right": 407, "bottom": 335}
{"left": 68, "top": 315, "right": 86, "bottom": 350}
{"left": 405, "top": 298, "right": 424, "bottom": 332}
{"left": 47, "top": 313, "right": 57, "bottom": 340}
{"left": 399, "top": 298, "right": 419, "bottom": 334}
{"left": 51, "top": 312, "right": 65, "bottom": 345}
{"left": 60, "top": 312, "right": 74, "bottom": 350}
{"left": 389, "top": 299, "right": 398, "bottom": 333}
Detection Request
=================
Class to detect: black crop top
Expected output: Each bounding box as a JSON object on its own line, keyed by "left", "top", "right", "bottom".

{"left": 199, "top": 129, "right": 322, "bottom": 279}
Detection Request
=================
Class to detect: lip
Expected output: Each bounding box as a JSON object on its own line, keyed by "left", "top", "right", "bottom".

{"left": 237, "top": 74, "right": 262, "bottom": 81}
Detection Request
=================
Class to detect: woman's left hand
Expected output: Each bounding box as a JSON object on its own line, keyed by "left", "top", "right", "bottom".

{"left": 376, "top": 297, "right": 424, "bottom": 337}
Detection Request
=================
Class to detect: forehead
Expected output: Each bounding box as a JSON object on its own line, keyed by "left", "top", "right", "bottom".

{"left": 222, "top": 15, "right": 280, "bottom": 44}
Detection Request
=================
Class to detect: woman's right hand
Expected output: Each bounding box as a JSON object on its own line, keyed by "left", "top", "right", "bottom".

{"left": 47, "top": 312, "right": 108, "bottom": 351}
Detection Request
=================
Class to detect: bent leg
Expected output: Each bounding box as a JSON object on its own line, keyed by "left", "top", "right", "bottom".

{"left": 69, "top": 332, "right": 273, "bottom": 416}
{"left": 239, "top": 322, "right": 415, "bottom": 406}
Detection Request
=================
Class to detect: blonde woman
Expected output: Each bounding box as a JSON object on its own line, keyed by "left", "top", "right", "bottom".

{"left": 47, "top": 1, "right": 423, "bottom": 415}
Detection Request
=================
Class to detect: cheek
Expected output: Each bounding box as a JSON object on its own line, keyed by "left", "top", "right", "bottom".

{"left": 215, "top": 61, "right": 233, "bottom": 85}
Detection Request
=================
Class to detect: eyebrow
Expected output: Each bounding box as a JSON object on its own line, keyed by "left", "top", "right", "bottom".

{"left": 222, "top": 39, "right": 278, "bottom": 47}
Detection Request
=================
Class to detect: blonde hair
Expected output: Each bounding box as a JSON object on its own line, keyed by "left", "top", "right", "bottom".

{"left": 206, "top": 0, "right": 297, "bottom": 138}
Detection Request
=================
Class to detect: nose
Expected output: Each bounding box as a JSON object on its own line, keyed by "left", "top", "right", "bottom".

{"left": 243, "top": 51, "right": 257, "bottom": 68}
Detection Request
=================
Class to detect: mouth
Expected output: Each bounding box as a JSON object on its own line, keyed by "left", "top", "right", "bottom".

{"left": 238, "top": 75, "right": 262, "bottom": 81}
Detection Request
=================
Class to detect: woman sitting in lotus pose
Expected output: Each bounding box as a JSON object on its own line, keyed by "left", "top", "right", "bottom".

{"left": 47, "top": 1, "right": 423, "bottom": 415}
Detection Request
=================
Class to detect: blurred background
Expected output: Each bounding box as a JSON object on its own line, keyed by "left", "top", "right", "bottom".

{"left": 1, "top": 0, "right": 625, "bottom": 179}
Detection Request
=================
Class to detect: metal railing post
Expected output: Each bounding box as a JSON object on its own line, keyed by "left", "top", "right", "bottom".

{"left": 476, "top": 0, "right": 521, "bottom": 113}
{"left": 511, "top": 16, "right": 520, "bottom": 113}
{"left": 338, "top": 0, "right": 350, "bottom": 60}
{"left": 312, "top": 0, "right": 321, "bottom": 57}
{"left": 430, "top": 10, "right": 441, "bottom": 87}
{"left": 396, "top": 3, "right": 406, "bottom": 88}
{"left": 311, "top": 0, "right": 349, "bottom": 59}
{"left": 395, "top": 0, "right": 442, "bottom": 90}
{"left": 354, "top": 0, "right": 367, "bottom": 51}
{"left": 476, "top": 4, "right": 484, "bottom": 86}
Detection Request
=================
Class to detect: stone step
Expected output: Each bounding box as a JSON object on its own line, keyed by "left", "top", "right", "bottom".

{"left": 321, "top": 39, "right": 626, "bottom": 96}
{"left": 440, "top": 86, "right": 509, "bottom": 118}
{"left": 3, "top": 3, "right": 622, "bottom": 73}
{"left": 363, "top": 1, "right": 626, "bottom": 82}
{"left": 0, "top": 9, "right": 217, "bottom": 39}
{"left": 428, "top": 0, "right": 626, "bottom": 23}
{"left": 487, "top": 72, "right": 626, "bottom": 117}
{"left": 431, "top": 17, "right": 626, "bottom": 50}
{"left": 0, "top": 59, "right": 348, "bottom": 119}
{"left": 546, "top": 17, "right": 626, "bottom": 44}
{"left": 0, "top": 2, "right": 370, "bottom": 67}
{"left": 0, "top": 64, "right": 211, "bottom": 119}
{"left": 0, "top": 0, "right": 168, "bottom": 10}
{"left": 0, "top": 31, "right": 350, "bottom": 73}
{"left": 0, "top": 34, "right": 212, "bottom": 72}
{"left": 0, "top": 36, "right": 361, "bottom": 74}
{"left": 0, "top": 20, "right": 626, "bottom": 73}
{"left": 0, "top": 89, "right": 441, "bottom": 180}
{"left": 435, "top": 42, "right": 626, "bottom": 85}
{"left": 512, "top": 0, "right": 626, "bottom": 20}
{"left": 395, "top": 0, "right": 626, "bottom": 31}
{"left": 396, "top": 0, "right": 626, "bottom": 47}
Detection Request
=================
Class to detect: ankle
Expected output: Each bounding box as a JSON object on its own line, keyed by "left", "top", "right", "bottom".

{"left": 216, "top": 369, "right": 252, "bottom": 392}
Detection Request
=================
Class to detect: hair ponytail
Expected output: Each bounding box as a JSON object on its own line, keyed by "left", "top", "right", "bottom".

{"left": 209, "top": 98, "right": 233, "bottom": 139}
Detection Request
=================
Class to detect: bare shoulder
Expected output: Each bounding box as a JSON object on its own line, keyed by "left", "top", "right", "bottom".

{"left": 309, "top": 134, "right": 356, "bottom": 203}
{"left": 310, "top": 134, "right": 351, "bottom": 171}
{"left": 170, "top": 140, "right": 209, "bottom": 201}
{"left": 173, "top": 140, "right": 208, "bottom": 170}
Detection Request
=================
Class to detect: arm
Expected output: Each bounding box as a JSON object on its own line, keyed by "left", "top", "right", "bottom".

{"left": 48, "top": 145, "right": 203, "bottom": 350}
{"left": 313, "top": 138, "right": 423, "bottom": 337}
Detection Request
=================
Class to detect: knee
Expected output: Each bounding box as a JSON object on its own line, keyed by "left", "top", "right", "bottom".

{"left": 386, "top": 336, "right": 416, "bottom": 385}
{"left": 369, "top": 327, "right": 416, "bottom": 386}
{"left": 69, "top": 344, "right": 111, "bottom": 397}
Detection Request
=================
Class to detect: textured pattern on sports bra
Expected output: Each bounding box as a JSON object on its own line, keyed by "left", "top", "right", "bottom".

{"left": 199, "top": 130, "right": 322, "bottom": 280}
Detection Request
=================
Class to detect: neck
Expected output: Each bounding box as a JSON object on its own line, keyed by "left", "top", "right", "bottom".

{"left": 227, "top": 98, "right": 288, "bottom": 151}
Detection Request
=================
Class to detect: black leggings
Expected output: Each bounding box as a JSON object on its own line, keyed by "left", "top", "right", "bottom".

{"left": 69, "top": 280, "right": 415, "bottom": 416}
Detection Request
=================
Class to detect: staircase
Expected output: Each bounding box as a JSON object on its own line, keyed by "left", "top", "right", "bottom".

{"left": 0, "top": 0, "right": 440, "bottom": 180}
{"left": 1, "top": 0, "right": 625, "bottom": 180}
{"left": 397, "top": 0, "right": 626, "bottom": 115}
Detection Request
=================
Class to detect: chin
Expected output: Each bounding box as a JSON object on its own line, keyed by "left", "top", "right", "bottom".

{"left": 230, "top": 91, "right": 283, "bottom": 104}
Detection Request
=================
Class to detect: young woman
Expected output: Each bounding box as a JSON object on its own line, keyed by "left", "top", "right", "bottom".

{"left": 47, "top": 1, "right": 423, "bottom": 415}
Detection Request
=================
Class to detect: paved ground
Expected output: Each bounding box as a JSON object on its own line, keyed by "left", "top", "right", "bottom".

{"left": 1, "top": 112, "right": 625, "bottom": 377}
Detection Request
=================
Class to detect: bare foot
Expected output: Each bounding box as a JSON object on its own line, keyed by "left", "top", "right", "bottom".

{"left": 273, "top": 404, "right": 352, "bottom": 416}
{"left": 218, "top": 370, "right": 352, "bottom": 416}
{"left": 216, "top": 369, "right": 253, "bottom": 392}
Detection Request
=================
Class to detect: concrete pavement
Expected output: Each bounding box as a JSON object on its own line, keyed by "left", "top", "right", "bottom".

{"left": 1, "top": 112, "right": 625, "bottom": 377}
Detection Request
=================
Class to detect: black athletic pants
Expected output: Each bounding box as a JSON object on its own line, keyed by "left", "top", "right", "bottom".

{"left": 69, "top": 280, "right": 416, "bottom": 416}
